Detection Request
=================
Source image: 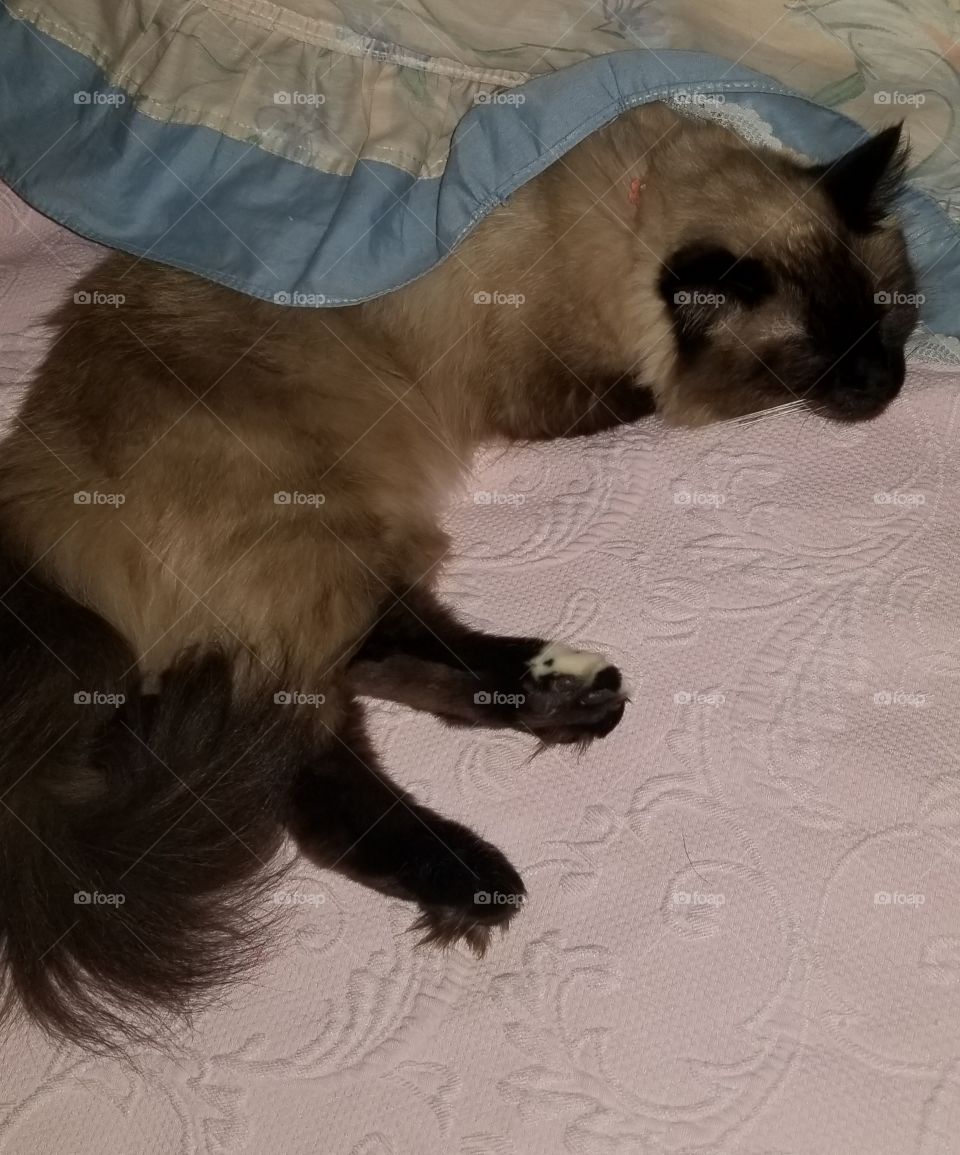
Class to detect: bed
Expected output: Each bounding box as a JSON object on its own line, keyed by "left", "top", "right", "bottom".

{"left": 3, "top": 176, "right": 960, "bottom": 1154}
{"left": 4, "top": 2, "right": 960, "bottom": 1152}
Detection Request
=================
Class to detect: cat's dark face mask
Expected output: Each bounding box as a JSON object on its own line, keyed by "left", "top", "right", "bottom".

{"left": 656, "top": 124, "right": 920, "bottom": 425}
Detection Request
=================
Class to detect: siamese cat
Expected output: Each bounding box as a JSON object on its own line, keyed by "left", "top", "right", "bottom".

{"left": 0, "top": 103, "right": 918, "bottom": 1048}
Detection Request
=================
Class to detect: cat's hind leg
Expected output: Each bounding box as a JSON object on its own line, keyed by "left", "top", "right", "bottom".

{"left": 288, "top": 698, "right": 526, "bottom": 952}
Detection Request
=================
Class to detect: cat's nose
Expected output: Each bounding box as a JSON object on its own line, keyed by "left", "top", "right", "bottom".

{"left": 823, "top": 348, "right": 905, "bottom": 420}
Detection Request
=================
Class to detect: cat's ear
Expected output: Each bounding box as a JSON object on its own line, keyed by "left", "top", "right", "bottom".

{"left": 658, "top": 243, "right": 773, "bottom": 345}
{"left": 813, "top": 123, "right": 908, "bottom": 232}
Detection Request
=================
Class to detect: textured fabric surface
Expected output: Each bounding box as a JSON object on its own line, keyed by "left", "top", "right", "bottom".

{"left": 5, "top": 1, "right": 960, "bottom": 319}
{"left": 4, "top": 194, "right": 960, "bottom": 1155}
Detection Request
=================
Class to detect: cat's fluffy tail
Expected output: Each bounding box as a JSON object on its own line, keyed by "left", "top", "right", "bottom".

{"left": 0, "top": 532, "right": 303, "bottom": 1050}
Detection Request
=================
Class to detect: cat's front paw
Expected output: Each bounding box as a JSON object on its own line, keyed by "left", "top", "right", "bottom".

{"left": 512, "top": 641, "right": 627, "bottom": 744}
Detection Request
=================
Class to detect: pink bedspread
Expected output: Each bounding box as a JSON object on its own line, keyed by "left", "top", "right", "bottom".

{"left": 3, "top": 186, "right": 960, "bottom": 1155}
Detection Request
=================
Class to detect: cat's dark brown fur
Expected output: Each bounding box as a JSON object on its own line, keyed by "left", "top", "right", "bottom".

{"left": 0, "top": 103, "right": 918, "bottom": 1048}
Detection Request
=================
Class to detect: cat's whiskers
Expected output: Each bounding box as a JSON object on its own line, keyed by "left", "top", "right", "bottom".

{"left": 718, "top": 398, "right": 807, "bottom": 429}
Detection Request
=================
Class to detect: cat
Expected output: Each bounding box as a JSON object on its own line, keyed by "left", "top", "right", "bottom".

{"left": 0, "top": 102, "right": 918, "bottom": 1048}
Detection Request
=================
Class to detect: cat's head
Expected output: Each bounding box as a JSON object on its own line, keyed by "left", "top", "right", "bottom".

{"left": 646, "top": 122, "right": 918, "bottom": 425}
